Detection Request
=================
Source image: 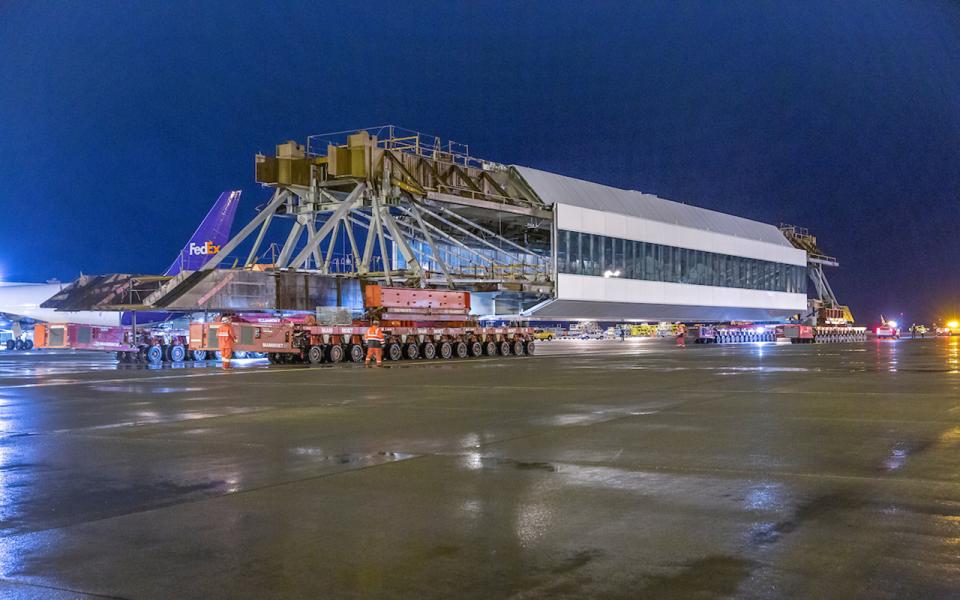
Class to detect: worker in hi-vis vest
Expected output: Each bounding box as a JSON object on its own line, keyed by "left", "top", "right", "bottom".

{"left": 217, "top": 316, "right": 237, "bottom": 368}
{"left": 365, "top": 320, "right": 385, "bottom": 366}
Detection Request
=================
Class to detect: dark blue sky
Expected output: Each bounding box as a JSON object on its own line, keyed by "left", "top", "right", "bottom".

{"left": 1, "top": 1, "right": 958, "bottom": 322}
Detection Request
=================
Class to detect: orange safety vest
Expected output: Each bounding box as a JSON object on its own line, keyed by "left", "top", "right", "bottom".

{"left": 217, "top": 325, "right": 235, "bottom": 344}
{"left": 365, "top": 325, "right": 384, "bottom": 343}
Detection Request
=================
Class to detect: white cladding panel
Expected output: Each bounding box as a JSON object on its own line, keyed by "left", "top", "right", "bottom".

{"left": 557, "top": 274, "right": 807, "bottom": 312}
{"left": 515, "top": 165, "right": 794, "bottom": 247}
{"left": 556, "top": 203, "right": 807, "bottom": 267}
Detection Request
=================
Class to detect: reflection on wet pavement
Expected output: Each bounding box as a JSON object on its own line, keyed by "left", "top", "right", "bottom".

{"left": 0, "top": 338, "right": 958, "bottom": 597}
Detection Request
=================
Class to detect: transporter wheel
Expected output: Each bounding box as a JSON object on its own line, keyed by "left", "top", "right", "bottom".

{"left": 498, "top": 340, "right": 511, "bottom": 356}
{"left": 386, "top": 342, "right": 402, "bottom": 361}
{"left": 22, "top": 339, "right": 33, "bottom": 350}
{"left": 214, "top": 350, "right": 223, "bottom": 361}
{"left": 483, "top": 340, "right": 497, "bottom": 356}
{"left": 422, "top": 342, "right": 437, "bottom": 360}
{"left": 169, "top": 344, "right": 186, "bottom": 363}
{"left": 454, "top": 341, "right": 468, "bottom": 359}
{"left": 327, "top": 344, "right": 345, "bottom": 363}
{"left": 266, "top": 352, "right": 279, "bottom": 364}
{"left": 115, "top": 351, "right": 126, "bottom": 363}
{"left": 5, "top": 340, "right": 14, "bottom": 351}
{"left": 161, "top": 344, "right": 171, "bottom": 360}
{"left": 14, "top": 340, "right": 24, "bottom": 351}
{"left": 513, "top": 340, "right": 525, "bottom": 356}
{"left": 192, "top": 349, "right": 207, "bottom": 361}
{"left": 146, "top": 345, "right": 163, "bottom": 364}
{"left": 233, "top": 351, "right": 248, "bottom": 359}
{"left": 469, "top": 341, "right": 483, "bottom": 357}
{"left": 349, "top": 344, "right": 365, "bottom": 363}
{"left": 404, "top": 342, "right": 419, "bottom": 360}
{"left": 438, "top": 341, "right": 453, "bottom": 360}
{"left": 307, "top": 345, "right": 324, "bottom": 364}
{"left": 525, "top": 340, "right": 536, "bottom": 355}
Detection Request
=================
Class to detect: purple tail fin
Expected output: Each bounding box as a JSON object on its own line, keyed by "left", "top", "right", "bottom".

{"left": 164, "top": 190, "right": 241, "bottom": 276}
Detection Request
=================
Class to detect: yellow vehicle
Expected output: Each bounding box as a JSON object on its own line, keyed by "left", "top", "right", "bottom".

{"left": 533, "top": 329, "right": 557, "bottom": 341}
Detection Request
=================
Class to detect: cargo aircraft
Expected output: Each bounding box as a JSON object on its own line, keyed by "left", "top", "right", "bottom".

{"left": 0, "top": 191, "right": 240, "bottom": 349}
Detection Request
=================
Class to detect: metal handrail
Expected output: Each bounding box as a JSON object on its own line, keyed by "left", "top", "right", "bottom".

{"left": 306, "top": 125, "right": 501, "bottom": 171}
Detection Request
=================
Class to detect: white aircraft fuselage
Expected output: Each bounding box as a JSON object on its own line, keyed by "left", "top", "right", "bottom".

{"left": 0, "top": 283, "right": 123, "bottom": 327}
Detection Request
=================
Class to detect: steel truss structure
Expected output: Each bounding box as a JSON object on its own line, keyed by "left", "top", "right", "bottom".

{"left": 140, "top": 127, "right": 556, "bottom": 313}
{"left": 778, "top": 224, "right": 852, "bottom": 322}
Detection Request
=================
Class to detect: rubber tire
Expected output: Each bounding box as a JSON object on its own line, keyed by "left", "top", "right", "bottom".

{"left": 438, "top": 341, "right": 453, "bottom": 359}
{"left": 169, "top": 344, "right": 186, "bottom": 363}
{"left": 14, "top": 340, "right": 24, "bottom": 351}
{"left": 327, "top": 344, "right": 345, "bottom": 363}
{"left": 267, "top": 353, "right": 279, "bottom": 364}
{"left": 349, "top": 344, "right": 365, "bottom": 363}
{"left": 524, "top": 340, "right": 536, "bottom": 355}
{"left": 484, "top": 341, "right": 497, "bottom": 356}
{"left": 422, "top": 342, "right": 437, "bottom": 360}
{"left": 146, "top": 345, "right": 163, "bottom": 364}
{"left": 116, "top": 351, "right": 127, "bottom": 363}
{"left": 214, "top": 350, "right": 223, "bottom": 361}
{"left": 498, "top": 341, "right": 511, "bottom": 356}
{"left": 22, "top": 339, "right": 33, "bottom": 350}
{"left": 192, "top": 349, "right": 207, "bottom": 361}
{"left": 404, "top": 343, "right": 419, "bottom": 360}
{"left": 308, "top": 345, "right": 324, "bottom": 364}
{"left": 5, "top": 340, "right": 13, "bottom": 351}
{"left": 469, "top": 341, "right": 483, "bottom": 357}
{"left": 387, "top": 343, "right": 402, "bottom": 361}
{"left": 233, "top": 351, "right": 248, "bottom": 359}
{"left": 455, "top": 341, "right": 468, "bottom": 359}
{"left": 513, "top": 340, "right": 525, "bottom": 356}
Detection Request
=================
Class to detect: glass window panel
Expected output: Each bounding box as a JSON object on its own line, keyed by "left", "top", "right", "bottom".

{"left": 635, "top": 242, "right": 645, "bottom": 280}
{"left": 603, "top": 237, "right": 613, "bottom": 274}
{"left": 557, "top": 230, "right": 567, "bottom": 274}
{"left": 674, "top": 247, "right": 682, "bottom": 283}
{"left": 581, "top": 233, "right": 591, "bottom": 276}
{"left": 573, "top": 232, "right": 582, "bottom": 275}
{"left": 663, "top": 246, "right": 673, "bottom": 282}
{"left": 588, "top": 235, "right": 600, "bottom": 276}
{"left": 613, "top": 239, "right": 627, "bottom": 277}
{"left": 647, "top": 243, "right": 657, "bottom": 281}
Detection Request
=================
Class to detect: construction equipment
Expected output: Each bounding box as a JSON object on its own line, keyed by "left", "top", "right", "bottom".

{"left": 188, "top": 286, "right": 535, "bottom": 363}
{"left": 34, "top": 323, "right": 189, "bottom": 363}
{"left": 774, "top": 224, "right": 866, "bottom": 343}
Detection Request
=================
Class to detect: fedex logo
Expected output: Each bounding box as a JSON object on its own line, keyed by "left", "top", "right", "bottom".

{"left": 189, "top": 241, "right": 221, "bottom": 256}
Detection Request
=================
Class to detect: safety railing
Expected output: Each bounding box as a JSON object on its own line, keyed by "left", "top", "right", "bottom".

{"left": 306, "top": 125, "right": 498, "bottom": 170}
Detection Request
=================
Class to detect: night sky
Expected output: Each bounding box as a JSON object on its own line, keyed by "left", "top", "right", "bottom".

{"left": 1, "top": 1, "right": 958, "bottom": 323}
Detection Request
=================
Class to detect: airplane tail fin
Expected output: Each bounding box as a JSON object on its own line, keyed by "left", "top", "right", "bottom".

{"left": 164, "top": 190, "right": 241, "bottom": 276}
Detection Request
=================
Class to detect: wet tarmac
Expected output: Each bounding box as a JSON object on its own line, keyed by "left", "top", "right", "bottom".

{"left": 0, "top": 338, "right": 959, "bottom": 598}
